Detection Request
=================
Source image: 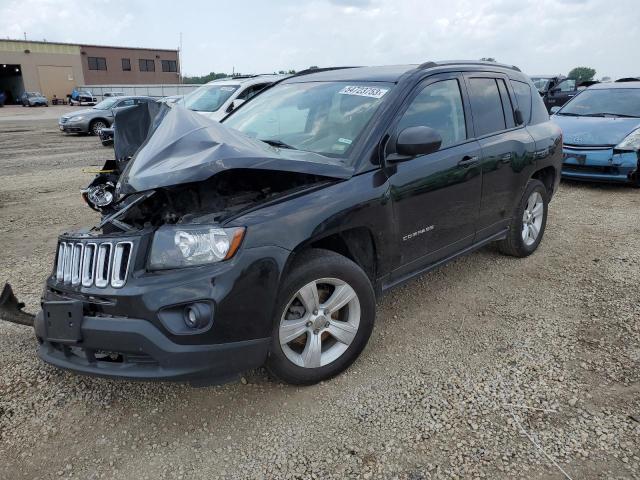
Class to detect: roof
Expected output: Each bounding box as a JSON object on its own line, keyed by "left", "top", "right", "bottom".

{"left": 588, "top": 81, "right": 640, "bottom": 89}
{"left": 0, "top": 38, "right": 177, "bottom": 53}
{"left": 286, "top": 61, "right": 525, "bottom": 83}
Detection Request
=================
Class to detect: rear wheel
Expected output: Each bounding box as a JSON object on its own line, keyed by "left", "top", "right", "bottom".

{"left": 498, "top": 179, "right": 548, "bottom": 257}
{"left": 266, "top": 249, "right": 375, "bottom": 385}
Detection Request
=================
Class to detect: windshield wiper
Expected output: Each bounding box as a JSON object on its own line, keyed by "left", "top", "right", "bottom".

{"left": 582, "top": 112, "right": 638, "bottom": 118}
{"left": 260, "top": 139, "right": 297, "bottom": 150}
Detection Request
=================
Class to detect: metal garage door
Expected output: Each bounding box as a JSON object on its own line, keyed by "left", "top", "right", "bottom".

{"left": 37, "top": 65, "right": 76, "bottom": 100}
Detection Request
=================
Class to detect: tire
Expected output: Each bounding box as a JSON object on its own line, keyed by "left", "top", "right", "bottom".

{"left": 498, "top": 179, "right": 548, "bottom": 257}
{"left": 266, "top": 249, "right": 376, "bottom": 385}
{"left": 89, "top": 120, "right": 107, "bottom": 136}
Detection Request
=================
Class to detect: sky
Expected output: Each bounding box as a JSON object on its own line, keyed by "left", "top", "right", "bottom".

{"left": 1, "top": 0, "right": 638, "bottom": 79}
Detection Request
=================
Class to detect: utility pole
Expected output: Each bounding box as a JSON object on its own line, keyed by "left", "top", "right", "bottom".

{"left": 178, "top": 32, "right": 183, "bottom": 84}
{"left": 23, "top": 32, "right": 27, "bottom": 40}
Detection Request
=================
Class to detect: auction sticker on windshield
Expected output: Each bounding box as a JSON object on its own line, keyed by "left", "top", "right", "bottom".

{"left": 339, "top": 86, "right": 389, "bottom": 99}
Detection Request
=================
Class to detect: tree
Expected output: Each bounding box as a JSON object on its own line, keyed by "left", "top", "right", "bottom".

{"left": 567, "top": 67, "right": 596, "bottom": 84}
{"left": 480, "top": 57, "right": 496, "bottom": 62}
{"left": 181, "top": 72, "right": 229, "bottom": 84}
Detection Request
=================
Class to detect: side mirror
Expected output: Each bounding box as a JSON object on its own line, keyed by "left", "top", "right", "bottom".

{"left": 550, "top": 106, "right": 561, "bottom": 114}
{"left": 514, "top": 108, "right": 524, "bottom": 125}
{"left": 549, "top": 87, "right": 560, "bottom": 95}
{"left": 394, "top": 126, "right": 442, "bottom": 158}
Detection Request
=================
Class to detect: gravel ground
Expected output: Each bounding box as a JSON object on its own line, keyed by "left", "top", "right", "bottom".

{"left": 0, "top": 113, "right": 639, "bottom": 480}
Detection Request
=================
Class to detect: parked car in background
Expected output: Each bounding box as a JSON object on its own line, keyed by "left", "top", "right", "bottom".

{"left": 35, "top": 61, "right": 561, "bottom": 385}
{"left": 103, "top": 91, "right": 124, "bottom": 98}
{"left": 99, "top": 125, "right": 114, "bottom": 146}
{"left": 551, "top": 82, "right": 640, "bottom": 186}
{"left": 544, "top": 78, "right": 599, "bottom": 112}
{"left": 20, "top": 91, "right": 48, "bottom": 107}
{"left": 69, "top": 89, "right": 97, "bottom": 106}
{"left": 59, "top": 96, "right": 155, "bottom": 135}
{"left": 182, "top": 74, "right": 286, "bottom": 121}
{"left": 530, "top": 75, "right": 565, "bottom": 96}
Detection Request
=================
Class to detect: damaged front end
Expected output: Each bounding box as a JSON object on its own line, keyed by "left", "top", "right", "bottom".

{"left": 31, "top": 104, "right": 352, "bottom": 382}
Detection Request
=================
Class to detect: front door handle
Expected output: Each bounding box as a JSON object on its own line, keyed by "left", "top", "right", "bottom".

{"left": 458, "top": 155, "right": 479, "bottom": 167}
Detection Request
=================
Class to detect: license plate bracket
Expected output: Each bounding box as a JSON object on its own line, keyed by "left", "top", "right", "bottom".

{"left": 563, "top": 153, "right": 587, "bottom": 165}
{"left": 43, "top": 301, "right": 83, "bottom": 344}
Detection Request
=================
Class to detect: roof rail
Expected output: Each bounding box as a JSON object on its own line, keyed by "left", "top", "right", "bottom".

{"left": 429, "top": 60, "right": 522, "bottom": 72}
{"left": 417, "top": 61, "right": 437, "bottom": 69}
{"left": 293, "top": 66, "right": 360, "bottom": 77}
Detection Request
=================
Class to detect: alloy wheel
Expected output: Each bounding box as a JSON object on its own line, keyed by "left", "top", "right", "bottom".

{"left": 279, "top": 277, "right": 361, "bottom": 368}
{"left": 92, "top": 121, "right": 106, "bottom": 135}
{"left": 522, "top": 191, "right": 544, "bottom": 246}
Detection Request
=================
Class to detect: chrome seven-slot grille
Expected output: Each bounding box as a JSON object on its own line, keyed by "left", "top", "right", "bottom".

{"left": 55, "top": 239, "right": 133, "bottom": 288}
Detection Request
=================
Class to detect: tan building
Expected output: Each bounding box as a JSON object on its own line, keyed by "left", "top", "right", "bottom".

{"left": 0, "top": 40, "right": 85, "bottom": 104}
{"left": 0, "top": 39, "right": 179, "bottom": 104}
{"left": 79, "top": 44, "right": 180, "bottom": 85}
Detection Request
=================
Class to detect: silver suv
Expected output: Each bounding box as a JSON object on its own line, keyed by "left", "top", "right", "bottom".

{"left": 181, "top": 74, "right": 287, "bottom": 121}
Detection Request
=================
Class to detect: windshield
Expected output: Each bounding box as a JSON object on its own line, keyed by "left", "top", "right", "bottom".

{"left": 223, "top": 81, "right": 393, "bottom": 159}
{"left": 93, "top": 97, "right": 119, "bottom": 110}
{"left": 27, "top": 92, "right": 42, "bottom": 97}
{"left": 183, "top": 84, "right": 239, "bottom": 112}
{"left": 531, "top": 77, "right": 551, "bottom": 92}
{"left": 558, "top": 88, "right": 640, "bottom": 117}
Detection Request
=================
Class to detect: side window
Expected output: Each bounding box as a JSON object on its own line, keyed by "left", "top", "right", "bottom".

{"left": 557, "top": 79, "right": 576, "bottom": 92}
{"left": 511, "top": 80, "right": 532, "bottom": 124}
{"left": 397, "top": 79, "right": 467, "bottom": 148}
{"left": 496, "top": 79, "right": 515, "bottom": 128}
{"left": 467, "top": 78, "right": 506, "bottom": 136}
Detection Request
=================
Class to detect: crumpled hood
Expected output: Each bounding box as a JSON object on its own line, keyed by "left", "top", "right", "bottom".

{"left": 552, "top": 114, "right": 640, "bottom": 146}
{"left": 117, "top": 105, "right": 354, "bottom": 195}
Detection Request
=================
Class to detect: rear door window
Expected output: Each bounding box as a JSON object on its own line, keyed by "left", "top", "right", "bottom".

{"left": 467, "top": 78, "right": 507, "bottom": 136}
{"left": 496, "top": 79, "right": 515, "bottom": 128}
{"left": 510, "top": 80, "right": 532, "bottom": 124}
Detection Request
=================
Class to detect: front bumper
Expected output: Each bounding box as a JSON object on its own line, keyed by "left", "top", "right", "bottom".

{"left": 561, "top": 147, "right": 639, "bottom": 185}
{"left": 37, "top": 234, "right": 289, "bottom": 382}
{"left": 34, "top": 312, "right": 269, "bottom": 383}
{"left": 59, "top": 119, "right": 90, "bottom": 133}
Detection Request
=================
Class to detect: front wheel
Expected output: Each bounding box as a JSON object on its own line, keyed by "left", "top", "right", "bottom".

{"left": 498, "top": 179, "right": 548, "bottom": 257}
{"left": 90, "top": 120, "right": 107, "bottom": 136}
{"left": 266, "top": 249, "right": 376, "bottom": 385}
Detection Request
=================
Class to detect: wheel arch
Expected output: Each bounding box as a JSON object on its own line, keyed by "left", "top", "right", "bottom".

{"left": 531, "top": 165, "right": 557, "bottom": 197}
{"left": 283, "top": 227, "right": 379, "bottom": 289}
{"left": 89, "top": 117, "right": 109, "bottom": 132}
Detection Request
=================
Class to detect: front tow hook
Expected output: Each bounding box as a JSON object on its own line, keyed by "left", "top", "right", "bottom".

{"left": 0, "top": 282, "right": 35, "bottom": 327}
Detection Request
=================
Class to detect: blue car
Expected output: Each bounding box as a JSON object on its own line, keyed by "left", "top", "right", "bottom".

{"left": 551, "top": 82, "right": 640, "bottom": 186}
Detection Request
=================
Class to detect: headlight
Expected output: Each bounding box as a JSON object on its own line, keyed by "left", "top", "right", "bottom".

{"left": 615, "top": 128, "right": 640, "bottom": 151}
{"left": 69, "top": 115, "right": 84, "bottom": 121}
{"left": 149, "top": 225, "right": 245, "bottom": 270}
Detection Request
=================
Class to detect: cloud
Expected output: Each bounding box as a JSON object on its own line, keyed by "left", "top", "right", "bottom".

{"left": 0, "top": 0, "right": 637, "bottom": 79}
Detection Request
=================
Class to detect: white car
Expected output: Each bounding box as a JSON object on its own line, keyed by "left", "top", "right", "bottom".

{"left": 181, "top": 74, "right": 287, "bottom": 121}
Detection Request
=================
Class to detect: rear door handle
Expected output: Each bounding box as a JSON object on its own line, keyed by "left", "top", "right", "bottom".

{"left": 458, "top": 155, "right": 479, "bottom": 167}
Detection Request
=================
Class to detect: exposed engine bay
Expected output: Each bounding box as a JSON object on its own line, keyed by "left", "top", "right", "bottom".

{"left": 100, "top": 169, "right": 330, "bottom": 233}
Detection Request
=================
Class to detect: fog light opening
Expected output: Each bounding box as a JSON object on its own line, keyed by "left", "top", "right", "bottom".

{"left": 183, "top": 303, "right": 211, "bottom": 329}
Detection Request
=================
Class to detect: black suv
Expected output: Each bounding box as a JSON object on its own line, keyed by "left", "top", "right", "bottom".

{"left": 35, "top": 61, "right": 562, "bottom": 385}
